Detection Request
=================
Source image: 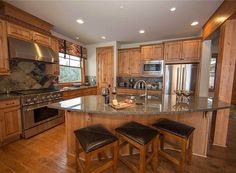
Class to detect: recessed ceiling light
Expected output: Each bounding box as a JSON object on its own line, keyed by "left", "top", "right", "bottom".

{"left": 76, "top": 37, "right": 79, "bottom": 40}
{"left": 139, "top": 30, "right": 145, "bottom": 34}
{"left": 101, "top": 36, "right": 106, "bottom": 39}
{"left": 120, "top": 5, "right": 124, "bottom": 9}
{"left": 191, "top": 21, "right": 199, "bottom": 26}
{"left": 76, "top": 19, "right": 84, "bottom": 24}
{"left": 170, "top": 7, "right": 176, "bottom": 12}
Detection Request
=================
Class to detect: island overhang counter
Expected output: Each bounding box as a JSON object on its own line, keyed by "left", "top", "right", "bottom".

{"left": 48, "top": 95, "right": 230, "bottom": 157}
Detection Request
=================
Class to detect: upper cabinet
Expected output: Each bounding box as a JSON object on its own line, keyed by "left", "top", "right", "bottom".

{"left": 118, "top": 48, "right": 141, "bottom": 76}
{"left": 7, "top": 22, "right": 55, "bottom": 49}
{"left": 7, "top": 22, "right": 32, "bottom": 41}
{"left": 164, "top": 41, "right": 182, "bottom": 61}
{"left": 164, "top": 39, "right": 201, "bottom": 63}
{"left": 33, "top": 32, "right": 51, "bottom": 47}
{"left": 141, "top": 44, "right": 163, "bottom": 60}
{"left": 0, "top": 19, "right": 9, "bottom": 75}
{"left": 182, "top": 39, "right": 201, "bottom": 61}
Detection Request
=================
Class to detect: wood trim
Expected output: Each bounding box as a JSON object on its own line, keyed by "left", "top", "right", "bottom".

{"left": 0, "top": 1, "right": 53, "bottom": 32}
{"left": 163, "top": 37, "right": 202, "bottom": 44}
{"left": 213, "top": 19, "right": 236, "bottom": 146}
{"left": 118, "top": 47, "right": 140, "bottom": 51}
{"left": 202, "top": 1, "right": 236, "bottom": 40}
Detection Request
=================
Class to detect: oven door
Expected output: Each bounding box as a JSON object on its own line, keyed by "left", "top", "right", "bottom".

{"left": 22, "top": 106, "right": 62, "bottom": 129}
{"left": 141, "top": 60, "right": 164, "bottom": 76}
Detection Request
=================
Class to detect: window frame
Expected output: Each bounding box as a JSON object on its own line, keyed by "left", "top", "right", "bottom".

{"left": 209, "top": 53, "right": 217, "bottom": 92}
{"left": 58, "top": 53, "right": 85, "bottom": 85}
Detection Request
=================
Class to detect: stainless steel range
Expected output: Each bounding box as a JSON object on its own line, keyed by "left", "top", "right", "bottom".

{"left": 13, "top": 89, "right": 64, "bottom": 138}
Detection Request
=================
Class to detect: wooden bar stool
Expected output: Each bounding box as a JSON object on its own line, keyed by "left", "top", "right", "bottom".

{"left": 115, "top": 121, "right": 159, "bottom": 173}
{"left": 74, "top": 124, "right": 119, "bottom": 173}
{"left": 152, "top": 118, "right": 195, "bottom": 173}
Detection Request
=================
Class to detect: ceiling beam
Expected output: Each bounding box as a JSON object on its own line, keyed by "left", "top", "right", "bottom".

{"left": 202, "top": 0, "right": 236, "bottom": 40}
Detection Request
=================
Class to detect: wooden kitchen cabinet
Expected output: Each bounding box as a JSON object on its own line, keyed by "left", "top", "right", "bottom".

{"left": 7, "top": 22, "right": 33, "bottom": 41}
{"left": 0, "top": 19, "right": 9, "bottom": 75}
{"left": 141, "top": 44, "right": 163, "bottom": 60}
{"left": 118, "top": 50, "right": 130, "bottom": 76}
{"left": 63, "top": 86, "right": 97, "bottom": 100}
{"left": 7, "top": 22, "right": 57, "bottom": 49}
{"left": 182, "top": 39, "right": 201, "bottom": 61}
{"left": 164, "top": 39, "right": 201, "bottom": 63}
{"left": 129, "top": 49, "right": 141, "bottom": 75}
{"left": 118, "top": 48, "right": 141, "bottom": 76}
{"left": 0, "top": 99, "right": 21, "bottom": 146}
{"left": 33, "top": 32, "right": 51, "bottom": 47}
{"left": 164, "top": 41, "right": 182, "bottom": 61}
{"left": 117, "top": 88, "right": 162, "bottom": 95}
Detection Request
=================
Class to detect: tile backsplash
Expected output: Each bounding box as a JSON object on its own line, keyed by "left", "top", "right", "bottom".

{"left": 0, "top": 60, "right": 57, "bottom": 92}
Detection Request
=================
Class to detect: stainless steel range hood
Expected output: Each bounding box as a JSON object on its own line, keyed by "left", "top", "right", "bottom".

{"left": 8, "top": 37, "right": 59, "bottom": 63}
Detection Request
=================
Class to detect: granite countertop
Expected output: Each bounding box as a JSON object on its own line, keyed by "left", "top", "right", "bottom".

{"left": 60, "top": 85, "right": 97, "bottom": 92}
{"left": 0, "top": 94, "right": 20, "bottom": 101}
{"left": 48, "top": 94, "right": 231, "bottom": 115}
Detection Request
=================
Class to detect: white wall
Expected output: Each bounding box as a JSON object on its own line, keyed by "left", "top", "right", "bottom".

{"left": 198, "top": 40, "right": 212, "bottom": 97}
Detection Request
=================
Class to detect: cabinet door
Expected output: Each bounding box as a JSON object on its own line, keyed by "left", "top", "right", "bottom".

{"left": 141, "top": 46, "right": 153, "bottom": 60}
{"left": 129, "top": 49, "right": 141, "bottom": 75}
{"left": 51, "top": 38, "right": 59, "bottom": 53}
{"left": 118, "top": 50, "right": 130, "bottom": 76}
{"left": 0, "top": 20, "right": 9, "bottom": 74}
{"left": 182, "top": 39, "right": 201, "bottom": 61}
{"left": 33, "top": 32, "right": 51, "bottom": 47}
{"left": 152, "top": 44, "right": 163, "bottom": 60}
{"left": 164, "top": 41, "right": 182, "bottom": 61}
{"left": 2, "top": 107, "right": 21, "bottom": 141}
{"left": 7, "top": 22, "right": 32, "bottom": 41}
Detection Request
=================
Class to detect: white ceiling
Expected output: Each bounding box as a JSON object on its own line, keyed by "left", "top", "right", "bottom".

{"left": 5, "top": 0, "right": 223, "bottom": 45}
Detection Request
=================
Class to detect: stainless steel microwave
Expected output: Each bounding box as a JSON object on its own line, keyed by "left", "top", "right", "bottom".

{"left": 141, "top": 60, "right": 164, "bottom": 77}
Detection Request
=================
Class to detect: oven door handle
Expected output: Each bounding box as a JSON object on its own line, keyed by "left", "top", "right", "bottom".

{"left": 23, "top": 105, "right": 48, "bottom": 111}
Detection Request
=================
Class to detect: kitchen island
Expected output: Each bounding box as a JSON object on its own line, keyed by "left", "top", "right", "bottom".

{"left": 49, "top": 95, "right": 230, "bottom": 157}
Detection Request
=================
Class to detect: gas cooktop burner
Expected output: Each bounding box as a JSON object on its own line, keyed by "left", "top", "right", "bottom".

{"left": 12, "top": 89, "right": 59, "bottom": 95}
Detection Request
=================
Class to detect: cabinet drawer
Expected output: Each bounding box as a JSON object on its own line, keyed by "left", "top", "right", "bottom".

{"left": 0, "top": 99, "right": 20, "bottom": 109}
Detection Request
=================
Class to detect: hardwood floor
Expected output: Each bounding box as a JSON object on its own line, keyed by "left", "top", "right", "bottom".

{"left": 0, "top": 110, "right": 236, "bottom": 173}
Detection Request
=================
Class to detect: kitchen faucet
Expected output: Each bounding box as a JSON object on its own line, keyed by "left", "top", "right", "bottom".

{"left": 134, "top": 80, "right": 148, "bottom": 99}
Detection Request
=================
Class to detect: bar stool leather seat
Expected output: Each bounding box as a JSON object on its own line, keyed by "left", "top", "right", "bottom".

{"left": 115, "top": 121, "right": 158, "bottom": 145}
{"left": 74, "top": 124, "right": 118, "bottom": 153}
{"left": 152, "top": 118, "right": 195, "bottom": 138}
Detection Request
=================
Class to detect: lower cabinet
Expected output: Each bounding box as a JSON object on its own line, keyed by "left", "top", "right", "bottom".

{"left": 117, "top": 88, "right": 162, "bottom": 95}
{"left": 0, "top": 99, "right": 21, "bottom": 146}
{"left": 63, "top": 87, "right": 97, "bottom": 100}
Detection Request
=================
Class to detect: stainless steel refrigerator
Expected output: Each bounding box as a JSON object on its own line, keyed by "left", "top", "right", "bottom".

{"left": 164, "top": 64, "right": 198, "bottom": 94}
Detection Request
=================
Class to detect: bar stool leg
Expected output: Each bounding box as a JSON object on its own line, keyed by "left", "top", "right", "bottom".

{"left": 160, "top": 134, "right": 164, "bottom": 151}
{"left": 113, "top": 141, "right": 119, "bottom": 173}
{"left": 139, "top": 146, "right": 146, "bottom": 173}
{"left": 179, "top": 140, "right": 187, "bottom": 173}
{"left": 188, "top": 134, "right": 193, "bottom": 165}
{"left": 151, "top": 137, "right": 158, "bottom": 173}
{"left": 129, "top": 144, "right": 134, "bottom": 155}
{"left": 84, "top": 153, "right": 91, "bottom": 173}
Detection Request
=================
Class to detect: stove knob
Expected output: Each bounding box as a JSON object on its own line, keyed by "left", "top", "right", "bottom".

{"left": 47, "top": 95, "right": 51, "bottom": 99}
{"left": 33, "top": 97, "right": 38, "bottom": 102}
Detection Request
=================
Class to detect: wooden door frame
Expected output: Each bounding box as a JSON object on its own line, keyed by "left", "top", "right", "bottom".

{"left": 96, "top": 46, "right": 114, "bottom": 91}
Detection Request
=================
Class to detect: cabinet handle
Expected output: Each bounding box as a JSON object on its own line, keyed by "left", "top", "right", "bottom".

{"left": 5, "top": 102, "right": 15, "bottom": 106}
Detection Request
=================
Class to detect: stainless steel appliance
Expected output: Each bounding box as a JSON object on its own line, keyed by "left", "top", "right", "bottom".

{"left": 164, "top": 64, "right": 198, "bottom": 94}
{"left": 13, "top": 89, "right": 64, "bottom": 138}
{"left": 8, "top": 37, "right": 59, "bottom": 63}
{"left": 141, "top": 60, "right": 164, "bottom": 77}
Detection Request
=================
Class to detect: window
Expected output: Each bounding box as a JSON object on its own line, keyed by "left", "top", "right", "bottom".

{"left": 209, "top": 54, "right": 217, "bottom": 91}
{"left": 59, "top": 53, "right": 83, "bottom": 83}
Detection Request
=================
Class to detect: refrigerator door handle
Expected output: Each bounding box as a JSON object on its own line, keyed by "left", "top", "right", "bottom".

{"left": 177, "top": 67, "right": 180, "bottom": 90}
{"left": 182, "top": 66, "right": 185, "bottom": 91}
